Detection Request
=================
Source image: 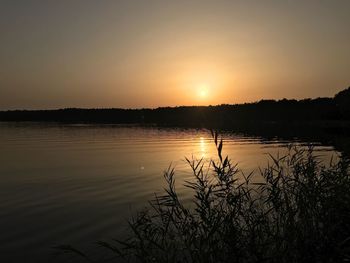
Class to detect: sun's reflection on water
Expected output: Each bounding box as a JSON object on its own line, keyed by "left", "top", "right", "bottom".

{"left": 199, "top": 136, "right": 207, "bottom": 158}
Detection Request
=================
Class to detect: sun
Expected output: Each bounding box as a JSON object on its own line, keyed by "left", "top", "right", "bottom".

{"left": 198, "top": 83, "right": 209, "bottom": 98}
{"left": 200, "top": 89, "right": 207, "bottom": 97}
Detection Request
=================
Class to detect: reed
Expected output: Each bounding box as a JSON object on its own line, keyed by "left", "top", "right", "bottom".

{"left": 55, "top": 131, "right": 350, "bottom": 262}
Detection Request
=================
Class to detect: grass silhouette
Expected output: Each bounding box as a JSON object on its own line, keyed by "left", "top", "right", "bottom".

{"left": 55, "top": 131, "right": 350, "bottom": 262}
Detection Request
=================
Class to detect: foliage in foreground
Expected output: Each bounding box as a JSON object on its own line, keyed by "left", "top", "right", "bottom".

{"left": 57, "top": 132, "right": 350, "bottom": 263}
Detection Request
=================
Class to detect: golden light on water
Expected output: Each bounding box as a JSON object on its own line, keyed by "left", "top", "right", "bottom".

{"left": 199, "top": 136, "right": 207, "bottom": 158}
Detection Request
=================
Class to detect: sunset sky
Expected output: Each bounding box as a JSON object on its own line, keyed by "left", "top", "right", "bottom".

{"left": 0, "top": 0, "right": 349, "bottom": 109}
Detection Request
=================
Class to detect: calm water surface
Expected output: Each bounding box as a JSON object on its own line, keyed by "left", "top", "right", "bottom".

{"left": 0, "top": 123, "right": 337, "bottom": 262}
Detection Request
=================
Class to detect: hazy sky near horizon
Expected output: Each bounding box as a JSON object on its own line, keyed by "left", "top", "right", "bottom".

{"left": 0, "top": 0, "right": 349, "bottom": 109}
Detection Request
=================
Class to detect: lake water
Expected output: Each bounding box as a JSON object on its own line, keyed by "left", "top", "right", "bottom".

{"left": 0, "top": 123, "right": 338, "bottom": 262}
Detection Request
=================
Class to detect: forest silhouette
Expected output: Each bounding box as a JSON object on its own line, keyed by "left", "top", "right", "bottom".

{"left": 1, "top": 87, "right": 349, "bottom": 129}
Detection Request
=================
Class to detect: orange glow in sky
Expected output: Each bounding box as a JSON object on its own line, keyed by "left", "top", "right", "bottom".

{"left": 0, "top": 1, "right": 349, "bottom": 109}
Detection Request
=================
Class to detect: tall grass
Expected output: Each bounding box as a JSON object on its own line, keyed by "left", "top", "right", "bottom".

{"left": 56, "top": 131, "right": 350, "bottom": 262}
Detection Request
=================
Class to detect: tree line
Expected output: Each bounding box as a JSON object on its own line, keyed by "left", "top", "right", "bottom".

{"left": 1, "top": 87, "right": 349, "bottom": 128}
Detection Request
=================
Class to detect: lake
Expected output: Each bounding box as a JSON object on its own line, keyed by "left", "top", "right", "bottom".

{"left": 0, "top": 123, "right": 338, "bottom": 262}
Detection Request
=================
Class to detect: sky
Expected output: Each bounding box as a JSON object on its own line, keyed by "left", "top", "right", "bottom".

{"left": 0, "top": 0, "right": 349, "bottom": 110}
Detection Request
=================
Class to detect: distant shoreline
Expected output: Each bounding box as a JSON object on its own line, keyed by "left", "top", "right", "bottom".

{"left": 1, "top": 88, "right": 349, "bottom": 125}
{"left": 2, "top": 87, "right": 349, "bottom": 155}
{"left": 1, "top": 88, "right": 349, "bottom": 133}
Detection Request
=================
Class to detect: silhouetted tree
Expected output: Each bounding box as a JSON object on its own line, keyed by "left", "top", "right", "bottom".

{"left": 334, "top": 87, "right": 350, "bottom": 119}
